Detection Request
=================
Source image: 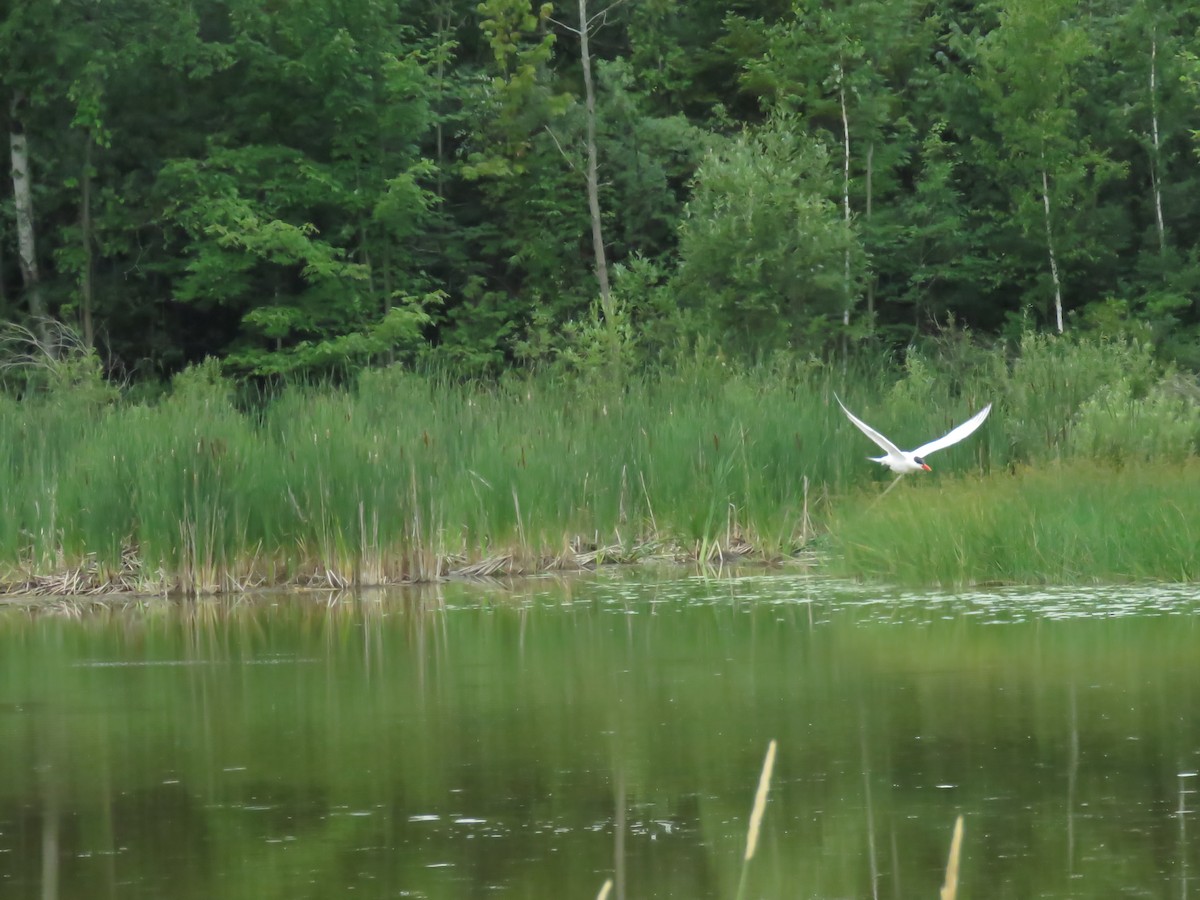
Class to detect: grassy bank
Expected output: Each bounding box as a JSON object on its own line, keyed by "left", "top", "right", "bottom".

{"left": 0, "top": 358, "right": 858, "bottom": 593}
{"left": 1, "top": 333, "right": 1198, "bottom": 594}
{"left": 831, "top": 462, "right": 1200, "bottom": 585}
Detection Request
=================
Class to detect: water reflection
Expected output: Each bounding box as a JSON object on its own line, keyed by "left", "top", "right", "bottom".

{"left": 0, "top": 572, "right": 1197, "bottom": 898}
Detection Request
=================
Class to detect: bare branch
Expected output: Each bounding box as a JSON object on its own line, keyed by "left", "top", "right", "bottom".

{"left": 546, "top": 15, "right": 581, "bottom": 35}
{"left": 542, "top": 126, "right": 579, "bottom": 170}
{"left": 587, "top": 0, "right": 630, "bottom": 29}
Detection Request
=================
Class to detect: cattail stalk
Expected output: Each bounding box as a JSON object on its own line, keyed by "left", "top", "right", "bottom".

{"left": 940, "top": 815, "right": 964, "bottom": 900}
{"left": 735, "top": 739, "right": 778, "bottom": 900}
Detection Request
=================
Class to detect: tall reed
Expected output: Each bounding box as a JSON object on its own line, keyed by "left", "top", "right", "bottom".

{"left": 0, "top": 359, "right": 874, "bottom": 589}
{"left": 0, "top": 333, "right": 1197, "bottom": 591}
{"left": 832, "top": 461, "right": 1200, "bottom": 585}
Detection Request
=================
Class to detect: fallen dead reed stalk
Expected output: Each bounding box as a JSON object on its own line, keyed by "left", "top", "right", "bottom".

{"left": 735, "top": 738, "right": 777, "bottom": 900}
{"left": 0, "top": 531, "right": 816, "bottom": 599}
{"left": 940, "top": 814, "right": 964, "bottom": 900}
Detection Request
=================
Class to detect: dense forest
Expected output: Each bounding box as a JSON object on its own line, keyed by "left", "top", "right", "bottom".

{"left": 3, "top": 0, "right": 1200, "bottom": 380}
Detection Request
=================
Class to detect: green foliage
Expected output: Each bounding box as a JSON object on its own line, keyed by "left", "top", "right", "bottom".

{"left": 515, "top": 255, "right": 686, "bottom": 377}
{"left": 229, "top": 291, "right": 443, "bottom": 377}
{"left": 462, "top": 0, "right": 570, "bottom": 179}
{"left": 0, "top": 332, "right": 1197, "bottom": 587}
{"left": 832, "top": 462, "right": 1200, "bottom": 585}
{"left": 1004, "top": 332, "right": 1161, "bottom": 462}
{"left": 148, "top": 4, "right": 441, "bottom": 377}
{"left": 1072, "top": 376, "right": 1200, "bottom": 464}
{"left": 873, "top": 122, "right": 975, "bottom": 335}
{"left": 609, "top": 256, "right": 689, "bottom": 364}
{"left": 592, "top": 59, "right": 708, "bottom": 258}
{"left": 832, "top": 330, "right": 1195, "bottom": 475}
{"left": 550, "top": 295, "right": 638, "bottom": 384}
{"left": 158, "top": 147, "right": 368, "bottom": 305}
{"left": 970, "top": 0, "right": 1127, "bottom": 326}
{"left": 673, "top": 118, "right": 861, "bottom": 357}
{"left": 9, "top": 0, "right": 1200, "bottom": 377}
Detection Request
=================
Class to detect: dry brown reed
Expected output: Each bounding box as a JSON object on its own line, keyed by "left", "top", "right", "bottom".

{"left": 745, "top": 739, "right": 777, "bottom": 861}
{"left": 735, "top": 738, "right": 778, "bottom": 900}
{"left": 940, "top": 814, "right": 964, "bottom": 900}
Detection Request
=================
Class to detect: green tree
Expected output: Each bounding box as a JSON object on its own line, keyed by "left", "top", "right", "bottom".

{"left": 433, "top": 0, "right": 581, "bottom": 370}
{"left": 877, "top": 122, "right": 974, "bottom": 341}
{"left": 737, "top": 0, "right": 947, "bottom": 335}
{"left": 1088, "top": 0, "right": 1200, "bottom": 357}
{"left": 2, "top": 0, "right": 224, "bottom": 370}
{"left": 152, "top": 0, "right": 441, "bottom": 376}
{"left": 626, "top": 0, "right": 790, "bottom": 124}
{"left": 972, "top": 0, "right": 1125, "bottom": 333}
{"left": 671, "top": 118, "right": 860, "bottom": 357}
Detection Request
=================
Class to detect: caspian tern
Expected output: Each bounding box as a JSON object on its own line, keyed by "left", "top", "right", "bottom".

{"left": 835, "top": 394, "right": 992, "bottom": 475}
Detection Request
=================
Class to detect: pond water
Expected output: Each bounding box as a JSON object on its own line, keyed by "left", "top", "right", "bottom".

{"left": 0, "top": 570, "right": 1198, "bottom": 899}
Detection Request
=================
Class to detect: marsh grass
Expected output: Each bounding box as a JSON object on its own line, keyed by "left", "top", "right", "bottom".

{"left": 0, "top": 333, "right": 1198, "bottom": 594}
{"left": 0, "top": 360, "right": 883, "bottom": 593}
{"left": 832, "top": 461, "right": 1200, "bottom": 585}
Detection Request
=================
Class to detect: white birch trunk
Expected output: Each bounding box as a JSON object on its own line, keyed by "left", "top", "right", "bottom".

{"left": 81, "top": 136, "right": 95, "bottom": 349}
{"left": 1149, "top": 25, "right": 1165, "bottom": 253}
{"left": 435, "top": 4, "right": 448, "bottom": 199}
{"left": 839, "top": 66, "right": 851, "bottom": 328}
{"left": 579, "top": 0, "right": 611, "bottom": 319}
{"left": 1040, "top": 161, "right": 1064, "bottom": 333}
{"left": 865, "top": 140, "right": 874, "bottom": 325}
{"left": 9, "top": 95, "right": 52, "bottom": 350}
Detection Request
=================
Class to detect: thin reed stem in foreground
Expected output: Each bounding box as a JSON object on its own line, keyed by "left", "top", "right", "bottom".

{"left": 735, "top": 738, "right": 777, "bottom": 900}
{"left": 940, "top": 814, "right": 964, "bottom": 900}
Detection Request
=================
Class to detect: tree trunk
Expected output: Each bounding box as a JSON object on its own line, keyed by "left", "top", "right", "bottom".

{"left": 1040, "top": 162, "right": 1064, "bottom": 333}
{"left": 839, "top": 66, "right": 851, "bottom": 329}
{"left": 1149, "top": 24, "right": 1165, "bottom": 253}
{"left": 382, "top": 239, "right": 396, "bottom": 366}
{"left": 10, "top": 93, "right": 53, "bottom": 352}
{"left": 865, "top": 140, "right": 874, "bottom": 327}
{"left": 435, "top": 3, "right": 449, "bottom": 200}
{"left": 579, "top": 0, "right": 611, "bottom": 320}
{"left": 80, "top": 136, "right": 95, "bottom": 349}
{"left": 0, "top": 223, "right": 7, "bottom": 308}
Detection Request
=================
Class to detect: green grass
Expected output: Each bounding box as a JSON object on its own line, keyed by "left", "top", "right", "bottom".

{"left": 831, "top": 461, "right": 1200, "bottom": 586}
{"left": 0, "top": 360, "right": 892, "bottom": 592}
{"left": 0, "top": 333, "right": 1198, "bottom": 593}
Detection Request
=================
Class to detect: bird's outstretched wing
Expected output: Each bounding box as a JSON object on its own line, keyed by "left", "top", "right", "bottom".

{"left": 912, "top": 403, "right": 993, "bottom": 458}
{"left": 835, "top": 394, "right": 905, "bottom": 460}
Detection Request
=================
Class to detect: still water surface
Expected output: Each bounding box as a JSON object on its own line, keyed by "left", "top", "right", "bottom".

{"left": 0, "top": 571, "right": 1198, "bottom": 899}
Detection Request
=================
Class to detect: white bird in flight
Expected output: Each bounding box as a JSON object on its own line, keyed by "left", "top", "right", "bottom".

{"left": 835, "top": 394, "right": 993, "bottom": 475}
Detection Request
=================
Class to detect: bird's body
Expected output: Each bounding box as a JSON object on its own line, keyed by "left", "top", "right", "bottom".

{"left": 835, "top": 395, "right": 992, "bottom": 475}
